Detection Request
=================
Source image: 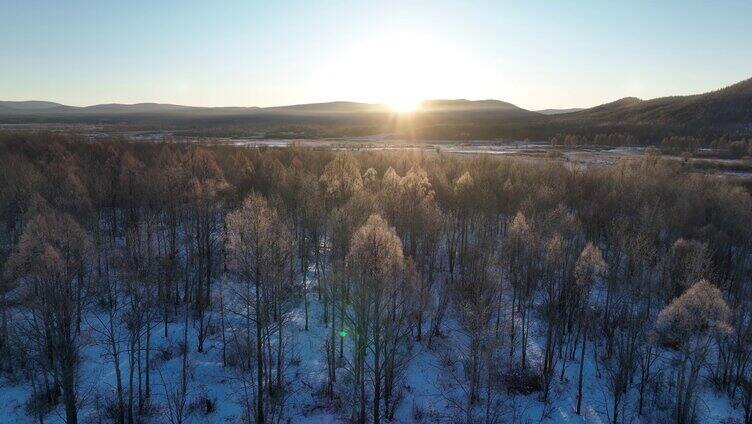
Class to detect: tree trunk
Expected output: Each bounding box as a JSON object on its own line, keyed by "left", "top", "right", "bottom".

{"left": 576, "top": 329, "right": 586, "bottom": 415}
{"left": 255, "top": 276, "right": 265, "bottom": 424}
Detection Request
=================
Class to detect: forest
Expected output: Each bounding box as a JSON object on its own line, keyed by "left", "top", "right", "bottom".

{"left": 0, "top": 132, "right": 751, "bottom": 423}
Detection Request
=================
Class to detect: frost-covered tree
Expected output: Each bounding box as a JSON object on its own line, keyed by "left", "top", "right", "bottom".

{"left": 656, "top": 280, "right": 732, "bottom": 424}
{"left": 454, "top": 248, "right": 496, "bottom": 423}
{"left": 5, "top": 201, "right": 92, "bottom": 424}
{"left": 185, "top": 148, "right": 229, "bottom": 352}
{"left": 320, "top": 152, "right": 363, "bottom": 206}
{"left": 346, "top": 214, "right": 405, "bottom": 424}
{"left": 226, "top": 193, "right": 292, "bottom": 424}
{"left": 376, "top": 165, "right": 439, "bottom": 341}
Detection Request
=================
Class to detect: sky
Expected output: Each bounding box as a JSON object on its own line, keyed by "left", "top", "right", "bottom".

{"left": 1, "top": 0, "right": 751, "bottom": 111}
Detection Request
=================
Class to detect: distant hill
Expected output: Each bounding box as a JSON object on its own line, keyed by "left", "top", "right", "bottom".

{"left": 0, "top": 101, "right": 263, "bottom": 115}
{"left": 0, "top": 98, "right": 537, "bottom": 116}
{"left": 81, "top": 103, "right": 200, "bottom": 113}
{"left": 555, "top": 78, "right": 752, "bottom": 127}
{"left": 261, "top": 101, "right": 386, "bottom": 115}
{"left": 535, "top": 108, "right": 585, "bottom": 115}
{"left": 0, "top": 101, "right": 66, "bottom": 110}
{"left": 1, "top": 77, "right": 751, "bottom": 141}
{"left": 421, "top": 99, "right": 529, "bottom": 112}
{"left": 0, "top": 98, "right": 540, "bottom": 126}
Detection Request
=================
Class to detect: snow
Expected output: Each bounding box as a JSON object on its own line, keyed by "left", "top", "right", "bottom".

{"left": 0, "top": 272, "right": 745, "bottom": 423}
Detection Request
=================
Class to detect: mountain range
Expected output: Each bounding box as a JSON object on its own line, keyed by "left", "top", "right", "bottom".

{"left": 1, "top": 77, "right": 751, "bottom": 142}
{"left": 0, "top": 98, "right": 533, "bottom": 116}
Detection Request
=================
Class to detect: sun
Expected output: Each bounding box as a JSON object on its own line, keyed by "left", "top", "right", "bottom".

{"left": 388, "top": 98, "right": 421, "bottom": 113}
{"left": 316, "top": 30, "right": 487, "bottom": 112}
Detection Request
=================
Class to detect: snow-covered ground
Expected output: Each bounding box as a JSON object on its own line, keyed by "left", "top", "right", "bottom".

{"left": 0, "top": 275, "right": 745, "bottom": 423}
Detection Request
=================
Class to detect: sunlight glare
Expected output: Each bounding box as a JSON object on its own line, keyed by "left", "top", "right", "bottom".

{"left": 315, "top": 31, "right": 489, "bottom": 108}
{"left": 389, "top": 98, "right": 421, "bottom": 113}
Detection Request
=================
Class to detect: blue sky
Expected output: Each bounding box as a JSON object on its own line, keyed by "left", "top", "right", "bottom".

{"left": 1, "top": 0, "right": 751, "bottom": 110}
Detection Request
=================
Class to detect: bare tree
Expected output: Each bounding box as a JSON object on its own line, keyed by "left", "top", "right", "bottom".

{"left": 502, "top": 212, "right": 538, "bottom": 368}
{"left": 573, "top": 242, "right": 605, "bottom": 415}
